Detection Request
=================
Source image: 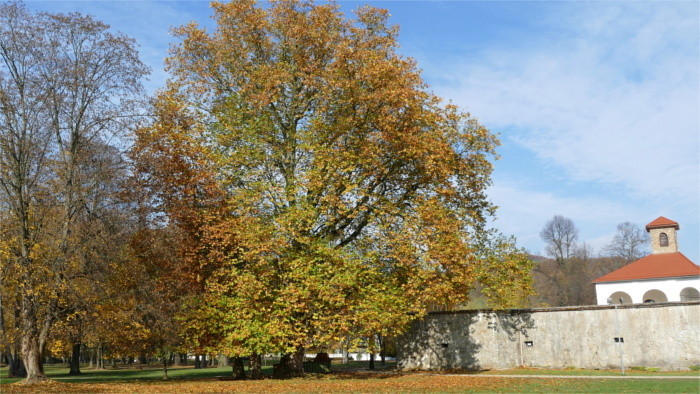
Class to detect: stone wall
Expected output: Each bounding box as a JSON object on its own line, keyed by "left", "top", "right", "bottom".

{"left": 397, "top": 302, "right": 700, "bottom": 371}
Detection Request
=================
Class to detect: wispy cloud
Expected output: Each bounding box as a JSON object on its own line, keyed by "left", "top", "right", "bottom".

{"left": 488, "top": 180, "right": 641, "bottom": 255}
{"left": 432, "top": 2, "right": 699, "bottom": 209}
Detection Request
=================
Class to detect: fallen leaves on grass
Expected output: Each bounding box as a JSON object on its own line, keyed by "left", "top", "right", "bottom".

{"left": 4, "top": 374, "right": 531, "bottom": 393}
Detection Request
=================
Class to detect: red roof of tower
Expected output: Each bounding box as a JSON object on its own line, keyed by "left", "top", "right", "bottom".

{"left": 593, "top": 252, "right": 700, "bottom": 283}
{"left": 645, "top": 216, "right": 679, "bottom": 231}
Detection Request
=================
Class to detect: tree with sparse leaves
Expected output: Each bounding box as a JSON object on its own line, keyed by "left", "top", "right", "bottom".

{"left": 0, "top": 1, "right": 147, "bottom": 383}
{"left": 604, "top": 221, "right": 649, "bottom": 263}
{"left": 535, "top": 216, "right": 587, "bottom": 306}
{"left": 540, "top": 215, "right": 578, "bottom": 264}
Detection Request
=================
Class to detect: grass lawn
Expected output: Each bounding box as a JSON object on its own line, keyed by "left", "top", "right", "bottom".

{"left": 1, "top": 362, "right": 698, "bottom": 392}
{"left": 499, "top": 378, "right": 699, "bottom": 393}
{"left": 476, "top": 366, "right": 700, "bottom": 376}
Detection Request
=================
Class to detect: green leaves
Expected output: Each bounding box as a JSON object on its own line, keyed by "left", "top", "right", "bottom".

{"left": 138, "top": 0, "right": 527, "bottom": 360}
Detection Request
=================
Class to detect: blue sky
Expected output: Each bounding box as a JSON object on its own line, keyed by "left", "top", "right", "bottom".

{"left": 24, "top": 0, "right": 700, "bottom": 263}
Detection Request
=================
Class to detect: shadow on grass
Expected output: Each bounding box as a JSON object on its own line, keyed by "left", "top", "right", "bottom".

{"left": 54, "top": 366, "right": 251, "bottom": 383}
{"left": 329, "top": 371, "right": 406, "bottom": 380}
{"left": 1, "top": 365, "right": 240, "bottom": 385}
{"left": 1, "top": 361, "right": 402, "bottom": 384}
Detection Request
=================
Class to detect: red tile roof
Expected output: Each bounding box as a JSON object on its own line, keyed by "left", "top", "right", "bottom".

{"left": 593, "top": 252, "right": 700, "bottom": 283}
{"left": 645, "top": 216, "right": 679, "bottom": 231}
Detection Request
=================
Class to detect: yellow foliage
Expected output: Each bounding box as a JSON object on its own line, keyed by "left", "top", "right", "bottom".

{"left": 132, "top": 0, "right": 531, "bottom": 361}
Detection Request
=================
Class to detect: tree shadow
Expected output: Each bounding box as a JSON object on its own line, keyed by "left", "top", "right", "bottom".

{"left": 486, "top": 310, "right": 536, "bottom": 342}
{"left": 399, "top": 310, "right": 538, "bottom": 371}
{"left": 328, "top": 371, "right": 406, "bottom": 380}
{"left": 398, "top": 312, "right": 482, "bottom": 371}
{"left": 52, "top": 366, "right": 236, "bottom": 384}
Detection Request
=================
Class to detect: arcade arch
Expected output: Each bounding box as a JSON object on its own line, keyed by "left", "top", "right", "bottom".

{"left": 679, "top": 287, "right": 699, "bottom": 302}
{"left": 642, "top": 289, "right": 668, "bottom": 303}
{"left": 608, "top": 291, "right": 632, "bottom": 304}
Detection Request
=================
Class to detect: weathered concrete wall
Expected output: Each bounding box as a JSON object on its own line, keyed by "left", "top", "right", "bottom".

{"left": 398, "top": 302, "right": 700, "bottom": 371}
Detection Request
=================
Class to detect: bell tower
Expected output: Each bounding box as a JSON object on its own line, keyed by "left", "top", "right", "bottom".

{"left": 645, "top": 216, "right": 679, "bottom": 254}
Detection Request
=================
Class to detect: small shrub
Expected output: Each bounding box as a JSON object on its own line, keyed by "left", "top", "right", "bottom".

{"left": 630, "top": 366, "right": 660, "bottom": 372}
{"left": 689, "top": 365, "right": 700, "bottom": 372}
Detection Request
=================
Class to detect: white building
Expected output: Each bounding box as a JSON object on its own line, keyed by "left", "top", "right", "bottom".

{"left": 594, "top": 216, "right": 700, "bottom": 305}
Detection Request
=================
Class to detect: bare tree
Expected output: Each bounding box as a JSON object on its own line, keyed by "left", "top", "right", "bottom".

{"left": 604, "top": 221, "right": 649, "bottom": 263}
{"left": 540, "top": 215, "right": 578, "bottom": 264}
{"left": 532, "top": 242, "right": 597, "bottom": 307}
{"left": 0, "top": 1, "right": 147, "bottom": 383}
{"left": 566, "top": 243, "right": 597, "bottom": 305}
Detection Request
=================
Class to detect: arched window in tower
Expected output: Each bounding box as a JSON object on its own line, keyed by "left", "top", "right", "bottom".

{"left": 659, "top": 232, "right": 669, "bottom": 247}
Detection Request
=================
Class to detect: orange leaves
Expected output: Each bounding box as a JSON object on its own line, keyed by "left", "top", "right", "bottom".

{"left": 133, "top": 0, "right": 524, "bottom": 361}
{"left": 4, "top": 372, "right": 540, "bottom": 393}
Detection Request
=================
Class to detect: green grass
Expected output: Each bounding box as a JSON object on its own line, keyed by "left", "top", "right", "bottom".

{"left": 511, "top": 378, "right": 700, "bottom": 393}
{"left": 0, "top": 360, "right": 389, "bottom": 385}
{"left": 476, "top": 366, "right": 700, "bottom": 376}
{"left": 1, "top": 362, "right": 698, "bottom": 393}
{"left": 0, "top": 364, "right": 244, "bottom": 384}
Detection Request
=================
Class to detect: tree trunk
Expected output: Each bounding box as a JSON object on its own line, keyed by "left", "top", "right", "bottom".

{"left": 342, "top": 340, "right": 348, "bottom": 364}
{"left": 217, "top": 354, "right": 228, "bottom": 367}
{"left": 68, "top": 342, "right": 81, "bottom": 375}
{"left": 179, "top": 353, "right": 187, "bottom": 365}
{"left": 274, "top": 347, "right": 304, "bottom": 378}
{"left": 96, "top": 345, "right": 104, "bottom": 370}
{"left": 369, "top": 352, "right": 375, "bottom": 370}
{"left": 20, "top": 333, "right": 46, "bottom": 384}
{"left": 18, "top": 294, "right": 51, "bottom": 384}
{"left": 249, "top": 353, "right": 263, "bottom": 380}
{"left": 230, "top": 356, "right": 246, "bottom": 380}
{"left": 378, "top": 333, "right": 385, "bottom": 365}
{"left": 194, "top": 354, "right": 201, "bottom": 369}
{"left": 162, "top": 353, "right": 169, "bottom": 380}
{"left": 7, "top": 349, "right": 27, "bottom": 378}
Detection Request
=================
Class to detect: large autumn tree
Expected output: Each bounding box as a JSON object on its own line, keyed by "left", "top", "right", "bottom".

{"left": 0, "top": 1, "right": 147, "bottom": 383}
{"left": 136, "top": 0, "right": 531, "bottom": 376}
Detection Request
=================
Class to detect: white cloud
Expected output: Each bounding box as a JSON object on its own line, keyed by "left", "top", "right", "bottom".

{"left": 431, "top": 2, "right": 699, "bottom": 209}
{"left": 487, "top": 181, "right": 640, "bottom": 255}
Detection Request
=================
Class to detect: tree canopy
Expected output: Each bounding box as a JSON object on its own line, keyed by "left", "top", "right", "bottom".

{"left": 131, "top": 0, "right": 531, "bottom": 376}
